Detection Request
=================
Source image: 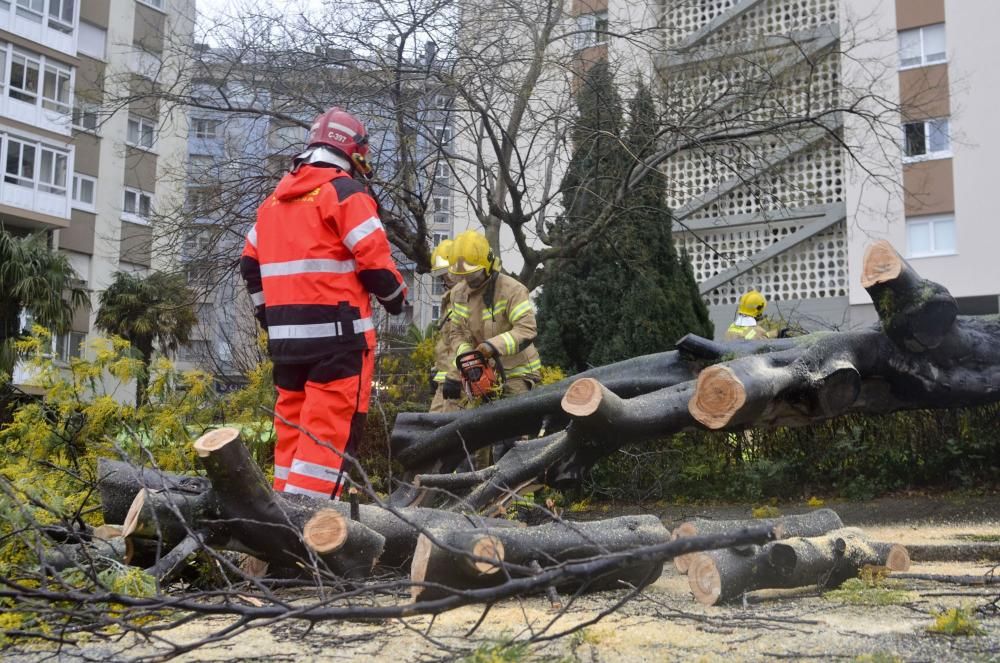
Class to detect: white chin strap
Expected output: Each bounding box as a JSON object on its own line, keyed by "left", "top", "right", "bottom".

{"left": 293, "top": 146, "right": 353, "bottom": 172}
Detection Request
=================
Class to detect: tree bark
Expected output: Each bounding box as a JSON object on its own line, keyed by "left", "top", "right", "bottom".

{"left": 671, "top": 509, "right": 844, "bottom": 573}
{"left": 687, "top": 527, "right": 910, "bottom": 606}
{"left": 411, "top": 515, "right": 672, "bottom": 601}
{"left": 97, "top": 457, "right": 210, "bottom": 526}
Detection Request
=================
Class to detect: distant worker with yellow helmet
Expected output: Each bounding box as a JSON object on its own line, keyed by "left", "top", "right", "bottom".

{"left": 428, "top": 239, "right": 464, "bottom": 413}
{"left": 448, "top": 230, "right": 542, "bottom": 399}
{"left": 725, "top": 290, "right": 782, "bottom": 341}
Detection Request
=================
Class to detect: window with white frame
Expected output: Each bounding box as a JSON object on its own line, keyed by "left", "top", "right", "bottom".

{"left": 72, "top": 99, "right": 99, "bottom": 131}
{"left": 192, "top": 118, "right": 221, "bottom": 139}
{"left": 42, "top": 61, "right": 71, "bottom": 113}
{"left": 431, "top": 304, "right": 441, "bottom": 320}
{"left": 16, "top": 0, "right": 43, "bottom": 22}
{"left": 9, "top": 50, "right": 40, "bottom": 104}
{"left": 53, "top": 330, "right": 86, "bottom": 362}
{"left": 432, "top": 232, "right": 449, "bottom": 246}
{"left": 576, "top": 11, "right": 609, "bottom": 49}
{"left": 898, "top": 23, "right": 946, "bottom": 69}
{"left": 903, "top": 117, "right": 950, "bottom": 160}
{"left": 906, "top": 214, "right": 956, "bottom": 258}
{"left": 434, "top": 124, "right": 452, "bottom": 146}
{"left": 38, "top": 146, "right": 68, "bottom": 194}
{"left": 5, "top": 138, "right": 36, "bottom": 187}
{"left": 432, "top": 277, "right": 446, "bottom": 296}
{"left": 48, "top": 0, "right": 75, "bottom": 33}
{"left": 127, "top": 115, "right": 155, "bottom": 149}
{"left": 72, "top": 173, "right": 96, "bottom": 211}
{"left": 433, "top": 195, "right": 450, "bottom": 224}
{"left": 434, "top": 94, "right": 451, "bottom": 109}
{"left": 138, "top": 0, "right": 165, "bottom": 9}
{"left": 433, "top": 160, "right": 450, "bottom": 183}
{"left": 123, "top": 187, "right": 153, "bottom": 223}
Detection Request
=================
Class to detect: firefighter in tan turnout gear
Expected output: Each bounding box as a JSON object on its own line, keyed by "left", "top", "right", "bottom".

{"left": 447, "top": 230, "right": 542, "bottom": 398}
{"left": 428, "top": 239, "right": 463, "bottom": 413}
{"left": 725, "top": 290, "right": 782, "bottom": 341}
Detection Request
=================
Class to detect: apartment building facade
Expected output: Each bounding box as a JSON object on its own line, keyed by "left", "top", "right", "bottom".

{"left": 655, "top": 0, "right": 1000, "bottom": 336}
{"left": 6, "top": 0, "right": 194, "bottom": 391}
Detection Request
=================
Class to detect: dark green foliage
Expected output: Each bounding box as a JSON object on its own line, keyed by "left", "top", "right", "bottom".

{"left": 585, "top": 404, "right": 1000, "bottom": 502}
{"left": 95, "top": 271, "right": 198, "bottom": 404}
{"left": 537, "top": 68, "right": 712, "bottom": 372}
{"left": 0, "top": 229, "right": 89, "bottom": 377}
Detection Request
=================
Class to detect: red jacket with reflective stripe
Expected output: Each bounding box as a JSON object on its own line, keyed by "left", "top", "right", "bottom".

{"left": 240, "top": 165, "right": 406, "bottom": 362}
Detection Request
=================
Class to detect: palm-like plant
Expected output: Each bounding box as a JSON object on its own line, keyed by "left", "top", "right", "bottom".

{"left": 96, "top": 271, "right": 198, "bottom": 404}
{"left": 0, "top": 229, "right": 89, "bottom": 377}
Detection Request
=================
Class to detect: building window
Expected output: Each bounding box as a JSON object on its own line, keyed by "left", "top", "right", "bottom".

{"left": 137, "top": 0, "right": 165, "bottom": 9}
{"left": 432, "top": 232, "right": 449, "bottom": 246}
{"left": 576, "top": 11, "right": 609, "bottom": 50}
{"left": 42, "top": 62, "right": 71, "bottom": 113}
{"left": 192, "top": 118, "right": 221, "bottom": 139}
{"left": 433, "top": 195, "right": 450, "bottom": 225}
{"left": 123, "top": 187, "right": 153, "bottom": 223}
{"left": 433, "top": 161, "right": 450, "bottom": 183}
{"left": 15, "top": 0, "right": 43, "bottom": 22}
{"left": 48, "top": 0, "right": 75, "bottom": 33}
{"left": 906, "top": 214, "right": 955, "bottom": 258}
{"left": 38, "top": 146, "right": 68, "bottom": 194}
{"left": 72, "top": 174, "right": 96, "bottom": 211}
{"left": 432, "top": 277, "right": 446, "bottom": 296}
{"left": 903, "top": 118, "right": 950, "bottom": 161}
{"left": 54, "top": 331, "right": 86, "bottom": 362}
{"left": 5, "top": 138, "right": 36, "bottom": 187}
{"left": 434, "top": 94, "right": 451, "bottom": 109}
{"left": 178, "top": 339, "right": 210, "bottom": 363}
{"left": 127, "top": 115, "right": 155, "bottom": 150}
{"left": 72, "top": 99, "right": 99, "bottom": 131}
{"left": 898, "top": 23, "right": 946, "bottom": 69}
{"left": 9, "top": 51, "right": 40, "bottom": 104}
{"left": 434, "top": 124, "right": 452, "bottom": 146}
{"left": 431, "top": 304, "right": 441, "bottom": 320}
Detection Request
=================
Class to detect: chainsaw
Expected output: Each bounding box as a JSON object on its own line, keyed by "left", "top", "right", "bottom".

{"left": 456, "top": 349, "right": 505, "bottom": 401}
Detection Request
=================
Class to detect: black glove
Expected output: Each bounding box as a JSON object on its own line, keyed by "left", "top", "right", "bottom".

{"left": 254, "top": 304, "right": 267, "bottom": 331}
{"left": 380, "top": 294, "right": 406, "bottom": 316}
{"left": 442, "top": 378, "right": 462, "bottom": 400}
{"left": 428, "top": 369, "right": 438, "bottom": 395}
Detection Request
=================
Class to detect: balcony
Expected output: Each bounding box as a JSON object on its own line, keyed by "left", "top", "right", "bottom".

{"left": 0, "top": 2, "right": 78, "bottom": 58}
{"left": 0, "top": 134, "right": 73, "bottom": 227}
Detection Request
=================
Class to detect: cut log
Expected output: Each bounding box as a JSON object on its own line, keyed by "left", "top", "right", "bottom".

{"left": 688, "top": 527, "right": 910, "bottom": 606}
{"left": 97, "top": 457, "right": 210, "bottom": 526}
{"left": 411, "top": 515, "right": 672, "bottom": 602}
{"left": 40, "top": 537, "right": 130, "bottom": 576}
{"left": 410, "top": 530, "right": 505, "bottom": 600}
{"left": 672, "top": 509, "right": 844, "bottom": 574}
{"left": 193, "top": 428, "right": 385, "bottom": 579}
{"left": 145, "top": 534, "right": 203, "bottom": 584}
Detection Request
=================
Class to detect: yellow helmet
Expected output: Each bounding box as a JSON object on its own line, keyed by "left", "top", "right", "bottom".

{"left": 448, "top": 230, "right": 496, "bottom": 275}
{"left": 738, "top": 290, "right": 767, "bottom": 317}
{"left": 430, "top": 239, "right": 454, "bottom": 276}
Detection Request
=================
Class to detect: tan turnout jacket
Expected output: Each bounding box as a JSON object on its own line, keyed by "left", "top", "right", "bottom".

{"left": 448, "top": 272, "right": 542, "bottom": 382}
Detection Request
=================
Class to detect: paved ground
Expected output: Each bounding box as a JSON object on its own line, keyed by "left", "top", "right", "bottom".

{"left": 6, "top": 495, "right": 999, "bottom": 662}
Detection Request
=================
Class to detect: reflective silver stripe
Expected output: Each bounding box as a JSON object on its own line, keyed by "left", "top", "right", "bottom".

{"left": 260, "top": 258, "right": 356, "bottom": 277}
{"left": 274, "top": 465, "right": 290, "bottom": 479}
{"left": 282, "top": 484, "right": 331, "bottom": 499}
{"left": 377, "top": 282, "right": 405, "bottom": 303}
{"left": 291, "top": 458, "right": 344, "bottom": 481}
{"left": 247, "top": 225, "right": 257, "bottom": 248}
{"left": 250, "top": 291, "right": 265, "bottom": 306}
{"left": 268, "top": 317, "right": 373, "bottom": 340}
{"left": 327, "top": 121, "right": 358, "bottom": 137}
{"left": 342, "top": 216, "right": 383, "bottom": 251}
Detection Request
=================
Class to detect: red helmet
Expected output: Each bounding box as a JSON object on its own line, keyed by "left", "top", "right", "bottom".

{"left": 306, "top": 107, "right": 372, "bottom": 176}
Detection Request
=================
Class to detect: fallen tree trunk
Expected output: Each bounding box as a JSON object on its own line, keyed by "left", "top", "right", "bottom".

{"left": 411, "top": 515, "right": 673, "bottom": 602}
{"left": 97, "top": 458, "right": 209, "bottom": 526}
{"left": 406, "top": 242, "right": 1000, "bottom": 514}
{"left": 389, "top": 338, "right": 796, "bottom": 506}
{"left": 687, "top": 527, "right": 910, "bottom": 605}
{"left": 40, "top": 537, "right": 131, "bottom": 576}
{"left": 671, "top": 509, "right": 844, "bottom": 573}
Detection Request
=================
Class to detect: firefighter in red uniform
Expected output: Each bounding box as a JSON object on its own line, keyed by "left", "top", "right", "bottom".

{"left": 240, "top": 107, "right": 407, "bottom": 500}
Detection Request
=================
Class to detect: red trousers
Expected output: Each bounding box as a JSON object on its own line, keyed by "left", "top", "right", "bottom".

{"left": 272, "top": 350, "right": 373, "bottom": 499}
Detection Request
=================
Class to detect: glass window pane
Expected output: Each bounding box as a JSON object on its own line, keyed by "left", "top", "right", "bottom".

{"left": 898, "top": 28, "right": 921, "bottom": 66}
{"left": 904, "top": 123, "right": 926, "bottom": 156}
{"left": 6, "top": 143, "right": 20, "bottom": 177}
{"left": 922, "top": 24, "right": 946, "bottom": 61}
{"left": 124, "top": 191, "right": 135, "bottom": 213}
{"left": 908, "top": 221, "right": 932, "bottom": 255}
{"left": 81, "top": 178, "right": 94, "bottom": 203}
{"left": 40, "top": 149, "right": 52, "bottom": 182}
{"left": 127, "top": 119, "right": 139, "bottom": 144}
{"left": 928, "top": 118, "right": 950, "bottom": 152}
{"left": 141, "top": 122, "right": 154, "bottom": 147}
{"left": 933, "top": 218, "right": 955, "bottom": 252}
